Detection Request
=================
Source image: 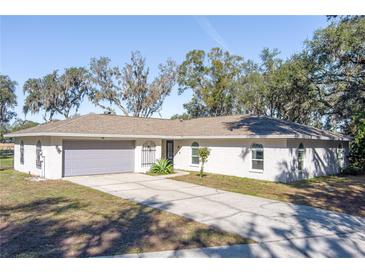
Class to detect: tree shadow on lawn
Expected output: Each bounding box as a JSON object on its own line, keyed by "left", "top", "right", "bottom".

{"left": 0, "top": 196, "right": 245, "bottom": 258}
{"left": 282, "top": 176, "right": 365, "bottom": 217}
{"left": 275, "top": 150, "right": 365, "bottom": 217}
{"left": 287, "top": 179, "right": 365, "bottom": 217}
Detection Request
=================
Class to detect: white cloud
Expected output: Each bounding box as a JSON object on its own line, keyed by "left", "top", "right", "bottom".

{"left": 195, "top": 16, "right": 229, "bottom": 50}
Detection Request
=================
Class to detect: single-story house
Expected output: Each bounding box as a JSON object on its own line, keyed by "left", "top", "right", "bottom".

{"left": 5, "top": 113, "right": 350, "bottom": 182}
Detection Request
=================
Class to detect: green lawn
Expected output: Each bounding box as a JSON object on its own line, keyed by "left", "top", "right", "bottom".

{"left": 0, "top": 155, "right": 13, "bottom": 169}
{"left": 0, "top": 170, "right": 252, "bottom": 258}
{"left": 173, "top": 172, "right": 365, "bottom": 217}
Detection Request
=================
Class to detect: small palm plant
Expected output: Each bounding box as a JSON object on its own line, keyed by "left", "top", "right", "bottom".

{"left": 150, "top": 159, "right": 173, "bottom": 175}
{"left": 198, "top": 147, "right": 210, "bottom": 177}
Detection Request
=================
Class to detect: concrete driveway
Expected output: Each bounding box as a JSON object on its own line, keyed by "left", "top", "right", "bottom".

{"left": 67, "top": 172, "right": 365, "bottom": 257}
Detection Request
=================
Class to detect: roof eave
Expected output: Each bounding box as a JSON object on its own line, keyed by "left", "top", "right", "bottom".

{"left": 4, "top": 132, "right": 352, "bottom": 141}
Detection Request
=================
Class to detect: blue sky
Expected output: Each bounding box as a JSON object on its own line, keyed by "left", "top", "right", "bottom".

{"left": 0, "top": 16, "right": 328, "bottom": 123}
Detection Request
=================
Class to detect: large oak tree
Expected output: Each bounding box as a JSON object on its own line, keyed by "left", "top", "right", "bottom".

{"left": 23, "top": 67, "right": 88, "bottom": 121}
{"left": 0, "top": 75, "right": 17, "bottom": 140}
{"left": 305, "top": 16, "right": 365, "bottom": 131}
{"left": 177, "top": 48, "right": 248, "bottom": 117}
{"left": 88, "top": 52, "right": 177, "bottom": 117}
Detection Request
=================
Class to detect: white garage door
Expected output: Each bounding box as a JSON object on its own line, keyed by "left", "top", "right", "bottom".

{"left": 63, "top": 140, "right": 135, "bottom": 177}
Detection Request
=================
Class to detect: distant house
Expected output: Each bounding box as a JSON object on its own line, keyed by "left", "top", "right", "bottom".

{"left": 5, "top": 114, "right": 350, "bottom": 182}
{"left": 0, "top": 143, "right": 14, "bottom": 150}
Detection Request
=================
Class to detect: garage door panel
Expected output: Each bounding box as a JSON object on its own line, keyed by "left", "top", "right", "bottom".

{"left": 63, "top": 140, "right": 135, "bottom": 176}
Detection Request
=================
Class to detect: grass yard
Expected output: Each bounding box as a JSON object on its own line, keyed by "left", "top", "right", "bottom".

{"left": 173, "top": 172, "right": 365, "bottom": 217}
{"left": 0, "top": 144, "right": 13, "bottom": 169}
{"left": 0, "top": 170, "right": 252, "bottom": 258}
{"left": 0, "top": 155, "right": 14, "bottom": 169}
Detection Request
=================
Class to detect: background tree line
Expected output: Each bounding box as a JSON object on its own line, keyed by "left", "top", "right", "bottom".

{"left": 1, "top": 16, "right": 364, "bottom": 170}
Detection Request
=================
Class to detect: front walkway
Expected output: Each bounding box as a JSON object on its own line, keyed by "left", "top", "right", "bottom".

{"left": 67, "top": 173, "right": 365, "bottom": 257}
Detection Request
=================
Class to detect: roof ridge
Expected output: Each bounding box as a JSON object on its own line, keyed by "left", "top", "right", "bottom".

{"left": 92, "top": 113, "right": 252, "bottom": 121}
{"left": 93, "top": 113, "right": 178, "bottom": 121}
{"left": 186, "top": 114, "right": 252, "bottom": 121}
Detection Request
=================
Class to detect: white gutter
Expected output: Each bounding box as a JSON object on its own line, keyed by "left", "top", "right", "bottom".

{"left": 4, "top": 132, "right": 352, "bottom": 141}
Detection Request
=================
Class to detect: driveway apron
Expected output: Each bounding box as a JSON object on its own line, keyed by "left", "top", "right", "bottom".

{"left": 67, "top": 173, "right": 365, "bottom": 257}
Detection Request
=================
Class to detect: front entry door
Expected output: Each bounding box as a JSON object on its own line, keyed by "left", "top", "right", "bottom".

{"left": 166, "top": 140, "right": 174, "bottom": 165}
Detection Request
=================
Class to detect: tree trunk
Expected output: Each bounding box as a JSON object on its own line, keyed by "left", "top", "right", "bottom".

{"left": 200, "top": 161, "right": 204, "bottom": 177}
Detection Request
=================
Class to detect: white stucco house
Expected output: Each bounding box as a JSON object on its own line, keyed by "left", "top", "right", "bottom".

{"left": 5, "top": 113, "right": 350, "bottom": 182}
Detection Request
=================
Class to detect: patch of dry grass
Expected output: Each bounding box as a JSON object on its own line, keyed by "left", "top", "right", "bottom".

{"left": 0, "top": 170, "right": 252, "bottom": 258}
{"left": 173, "top": 172, "right": 365, "bottom": 217}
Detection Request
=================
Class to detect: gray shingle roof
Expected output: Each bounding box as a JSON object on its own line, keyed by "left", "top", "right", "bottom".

{"left": 6, "top": 113, "right": 350, "bottom": 140}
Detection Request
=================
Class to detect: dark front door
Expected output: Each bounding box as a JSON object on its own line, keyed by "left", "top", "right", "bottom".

{"left": 166, "top": 140, "right": 174, "bottom": 165}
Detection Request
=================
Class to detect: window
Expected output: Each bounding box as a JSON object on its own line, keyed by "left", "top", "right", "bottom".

{"left": 20, "top": 141, "right": 24, "bottom": 165}
{"left": 298, "top": 143, "right": 305, "bottom": 171}
{"left": 36, "top": 140, "right": 42, "bottom": 169}
{"left": 142, "top": 141, "right": 156, "bottom": 167}
{"left": 337, "top": 144, "right": 344, "bottom": 169}
{"left": 191, "top": 142, "right": 199, "bottom": 165}
{"left": 251, "top": 143, "right": 264, "bottom": 170}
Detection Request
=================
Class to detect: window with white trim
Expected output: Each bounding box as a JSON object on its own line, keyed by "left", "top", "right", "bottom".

{"left": 298, "top": 143, "right": 305, "bottom": 171}
{"left": 20, "top": 140, "right": 24, "bottom": 165}
{"left": 191, "top": 142, "right": 199, "bottom": 165}
{"left": 251, "top": 143, "right": 264, "bottom": 170}
{"left": 36, "top": 140, "right": 42, "bottom": 169}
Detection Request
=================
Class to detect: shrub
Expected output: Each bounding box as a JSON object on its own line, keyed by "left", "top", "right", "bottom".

{"left": 150, "top": 159, "right": 173, "bottom": 175}
{"left": 349, "top": 113, "right": 365, "bottom": 170}
{"left": 341, "top": 166, "right": 364, "bottom": 176}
